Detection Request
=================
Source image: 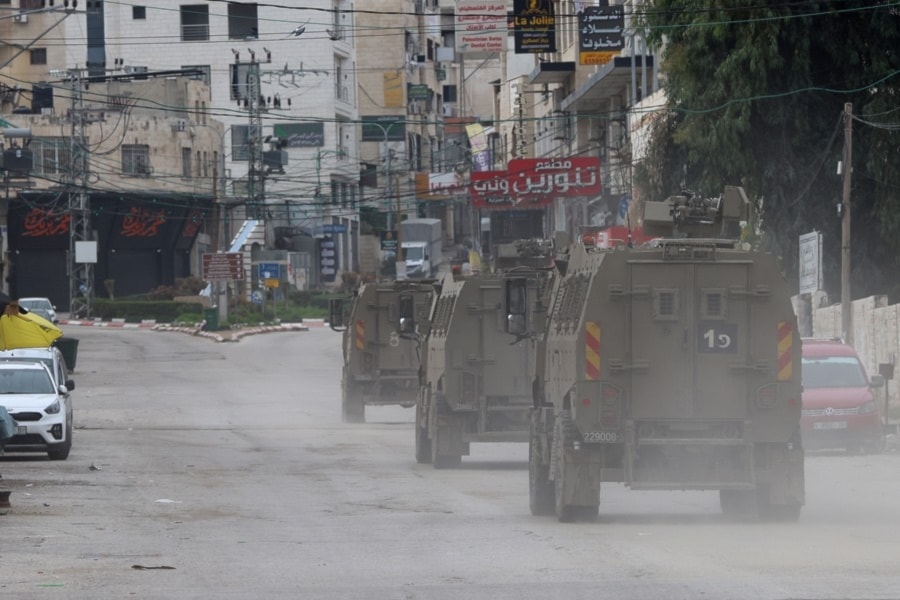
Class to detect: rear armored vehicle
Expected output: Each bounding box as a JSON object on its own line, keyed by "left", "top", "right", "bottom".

{"left": 330, "top": 280, "right": 436, "bottom": 422}
{"left": 529, "top": 187, "right": 805, "bottom": 521}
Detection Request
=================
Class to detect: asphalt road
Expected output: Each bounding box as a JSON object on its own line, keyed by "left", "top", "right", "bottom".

{"left": 1, "top": 327, "right": 899, "bottom": 599}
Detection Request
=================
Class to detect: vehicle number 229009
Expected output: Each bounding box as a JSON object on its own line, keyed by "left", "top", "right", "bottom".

{"left": 583, "top": 431, "right": 619, "bottom": 443}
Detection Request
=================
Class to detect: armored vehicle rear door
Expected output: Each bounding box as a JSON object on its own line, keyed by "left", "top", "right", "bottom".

{"left": 629, "top": 258, "right": 751, "bottom": 420}
{"left": 371, "top": 288, "right": 425, "bottom": 372}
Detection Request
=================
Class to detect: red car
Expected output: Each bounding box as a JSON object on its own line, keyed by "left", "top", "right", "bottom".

{"left": 801, "top": 339, "right": 885, "bottom": 453}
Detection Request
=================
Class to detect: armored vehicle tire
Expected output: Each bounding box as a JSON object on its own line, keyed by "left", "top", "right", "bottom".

{"left": 529, "top": 429, "right": 554, "bottom": 516}
{"left": 432, "top": 432, "right": 462, "bottom": 469}
{"left": 342, "top": 382, "right": 365, "bottom": 423}
{"left": 554, "top": 411, "right": 579, "bottom": 522}
{"left": 415, "top": 394, "right": 433, "bottom": 464}
{"left": 719, "top": 489, "right": 758, "bottom": 521}
{"left": 759, "top": 502, "right": 802, "bottom": 522}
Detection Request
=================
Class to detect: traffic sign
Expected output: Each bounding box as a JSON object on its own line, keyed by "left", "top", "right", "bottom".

{"left": 258, "top": 263, "right": 281, "bottom": 280}
{"left": 202, "top": 253, "right": 244, "bottom": 281}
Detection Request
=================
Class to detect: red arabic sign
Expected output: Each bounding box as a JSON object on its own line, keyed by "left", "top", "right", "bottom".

{"left": 470, "top": 157, "right": 602, "bottom": 208}
{"left": 122, "top": 206, "right": 166, "bottom": 238}
{"left": 23, "top": 208, "right": 70, "bottom": 237}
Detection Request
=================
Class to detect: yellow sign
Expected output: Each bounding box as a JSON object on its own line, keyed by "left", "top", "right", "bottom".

{"left": 264, "top": 278, "right": 280, "bottom": 289}
{"left": 384, "top": 71, "right": 403, "bottom": 108}
{"left": 580, "top": 51, "right": 617, "bottom": 66}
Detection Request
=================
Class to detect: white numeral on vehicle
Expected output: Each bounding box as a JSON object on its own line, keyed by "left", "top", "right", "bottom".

{"left": 583, "top": 431, "right": 618, "bottom": 443}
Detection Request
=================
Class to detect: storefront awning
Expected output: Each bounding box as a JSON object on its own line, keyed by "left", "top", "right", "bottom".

{"left": 560, "top": 55, "right": 654, "bottom": 113}
{"left": 527, "top": 61, "right": 576, "bottom": 86}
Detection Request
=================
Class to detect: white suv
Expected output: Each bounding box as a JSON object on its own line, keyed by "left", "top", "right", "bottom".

{"left": 0, "top": 358, "right": 74, "bottom": 460}
{"left": 0, "top": 347, "right": 72, "bottom": 390}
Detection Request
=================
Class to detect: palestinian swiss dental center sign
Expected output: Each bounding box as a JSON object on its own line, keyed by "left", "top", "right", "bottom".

{"left": 456, "top": 1, "right": 507, "bottom": 54}
{"left": 512, "top": 0, "right": 556, "bottom": 54}
{"left": 578, "top": 4, "right": 625, "bottom": 65}
{"left": 470, "top": 157, "right": 602, "bottom": 209}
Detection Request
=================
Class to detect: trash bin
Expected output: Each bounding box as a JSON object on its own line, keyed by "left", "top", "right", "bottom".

{"left": 53, "top": 337, "right": 79, "bottom": 372}
{"left": 203, "top": 307, "right": 219, "bottom": 331}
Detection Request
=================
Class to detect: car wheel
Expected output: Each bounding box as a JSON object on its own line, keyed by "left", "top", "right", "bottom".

{"left": 47, "top": 421, "right": 72, "bottom": 460}
{"left": 864, "top": 432, "right": 886, "bottom": 454}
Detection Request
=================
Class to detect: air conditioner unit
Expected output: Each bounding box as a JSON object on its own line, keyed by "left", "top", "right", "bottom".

{"left": 415, "top": 55, "right": 426, "bottom": 64}
{"left": 442, "top": 104, "right": 454, "bottom": 117}
{"left": 14, "top": 13, "right": 28, "bottom": 24}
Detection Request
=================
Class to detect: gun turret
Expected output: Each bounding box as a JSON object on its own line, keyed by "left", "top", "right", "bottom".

{"left": 643, "top": 185, "right": 750, "bottom": 239}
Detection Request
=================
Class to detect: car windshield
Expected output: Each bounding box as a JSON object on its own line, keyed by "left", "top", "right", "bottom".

{"left": 19, "top": 299, "right": 52, "bottom": 310}
{"left": 0, "top": 368, "right": 55, "bottom": 394}
{"left": 802, "top": 356, "right": 868, "bottom": 388}
{"left": 404, "top": 246, "right": 425, "bottom": 261}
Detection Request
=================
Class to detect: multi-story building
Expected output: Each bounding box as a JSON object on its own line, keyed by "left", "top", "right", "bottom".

{"left": 1, "top": 3, "right": 226, "bottom": 307}
{"left": 2, "top": 0, "right": 362, "bottom": 291}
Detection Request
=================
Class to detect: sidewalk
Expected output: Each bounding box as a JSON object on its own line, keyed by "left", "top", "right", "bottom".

{"left": 58, "top": 316, "right": 326, "bottom": 342}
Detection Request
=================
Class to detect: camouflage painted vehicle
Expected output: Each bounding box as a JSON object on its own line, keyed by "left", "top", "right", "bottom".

{"left": 329, "top": 280, "right": 436, "bottom": 423}
{"left": 529, "top": 187, "right": 805, "bottom": 522}
{"left": 415, "top": 243, "right": 555, "bottom": 468}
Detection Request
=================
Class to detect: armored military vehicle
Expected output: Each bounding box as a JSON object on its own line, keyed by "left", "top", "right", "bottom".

{"left": 529, "top": 187, "right": 805, "bottom": 521}
{"left": 415, "top": 242, "right": 555, "bottom": 467}
{"left": 329, "top": 280, "right": 436, "bottom": 423}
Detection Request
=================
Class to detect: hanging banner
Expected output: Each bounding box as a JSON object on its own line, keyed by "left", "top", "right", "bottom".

{"left": 465, "top": 123, "right": 492, "bottom": 172}
{"left": 512, "top": 0, "right": 556, "bottom": 54}
{"left": 579, "top": 5, "right": 625, "bottom": 65}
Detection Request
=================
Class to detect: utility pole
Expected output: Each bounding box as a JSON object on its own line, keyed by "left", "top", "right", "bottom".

{"left": 841, "top": 102, "right": 853, "bottom": 344}
{"left": 67, "top": 68, "right": 94, "bottom": 318}
{"left": 246, "top": 53, "right": 266, "bottom": 220}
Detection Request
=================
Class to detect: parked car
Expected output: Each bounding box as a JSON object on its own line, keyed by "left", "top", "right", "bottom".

{"left": 17, "top": 297, "right": 59, "bottom": 324}
{"left": 0, "top": 346, "right": 74, "bottom": 390}
{"left": 801, "top": 339, "right": 885, "bottom": 453}
{"left": 0, "top": 361, "right": 74, "bottom": 460}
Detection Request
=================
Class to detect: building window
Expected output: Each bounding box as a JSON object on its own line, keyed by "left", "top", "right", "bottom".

{"left": 122, "top": 145, "right": 151, "bottom": 176}
{"left": 132, "top": 6, "right": 146, "bottom": 19}
{"left": 30, "top": 48, "right": 47, "bottom": 66}
{"left": 228, "top": 2, "right": 258, "bottom": 39}
{"left": 231, "top": 125, "right": 259, "bottom": 161}
{"left": 230, "top": 63, "right": 252, "bottom": 101}
{"left": 180, "top": 4, "right": 209, "bottom": 42}
{"left": 20, "top": 0, "right": 42, "bottom": 8}
{"left": 182, "top": 147, "right": 192, "bottom": 178}
{"left": 32, "top": 138, "right": 71, "bottom": 176}
{"left": 443, "top": 85, "right": 457, "bottom": 103}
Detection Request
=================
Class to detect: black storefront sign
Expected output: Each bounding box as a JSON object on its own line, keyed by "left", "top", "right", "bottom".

{"left": 578, "top": 5, "right": 625, "bottom": 65}
{"left": 513, "top": 0, "right": 556, "bottom": 54}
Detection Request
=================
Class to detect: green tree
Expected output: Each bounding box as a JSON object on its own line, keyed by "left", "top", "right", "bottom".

{"left": 638, "top": 1, "right": 900, "bottom": 298}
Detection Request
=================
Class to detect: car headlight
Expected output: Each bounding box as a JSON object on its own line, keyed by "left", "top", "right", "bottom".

{"left": 858, "top": 400, "right": 877, "bottom": 415}
{"left": 44, "top": 399, "right": 61, "bottom": 414}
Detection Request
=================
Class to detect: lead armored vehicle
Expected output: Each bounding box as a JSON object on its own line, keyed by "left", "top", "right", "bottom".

{"left": 529, "top": 187, "right": 805, "bottom": 521}
{"left": 330, "top": 280, "right": 436, "bottom": 422}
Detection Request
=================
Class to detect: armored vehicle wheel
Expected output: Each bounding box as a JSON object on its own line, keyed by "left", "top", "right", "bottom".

{"left": 529, "top": 417, "right": 554, "bottom": 516}
{"left": 719, "top": 489, "right": 757, "bottom": 520}
{"left": 415, "top": 393, "right": 433, "bottom": 464}
{"left": 759, "top": 502, "right": 802, "bottom": 522}
{"left": 554, "top": 411, "right": 578, "bottom": 522}
{"left": 432, "top": 429, "right": 462, "bottom": 469}
{"left": 342, "top": 382, "right": 365, "bottom": 423}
